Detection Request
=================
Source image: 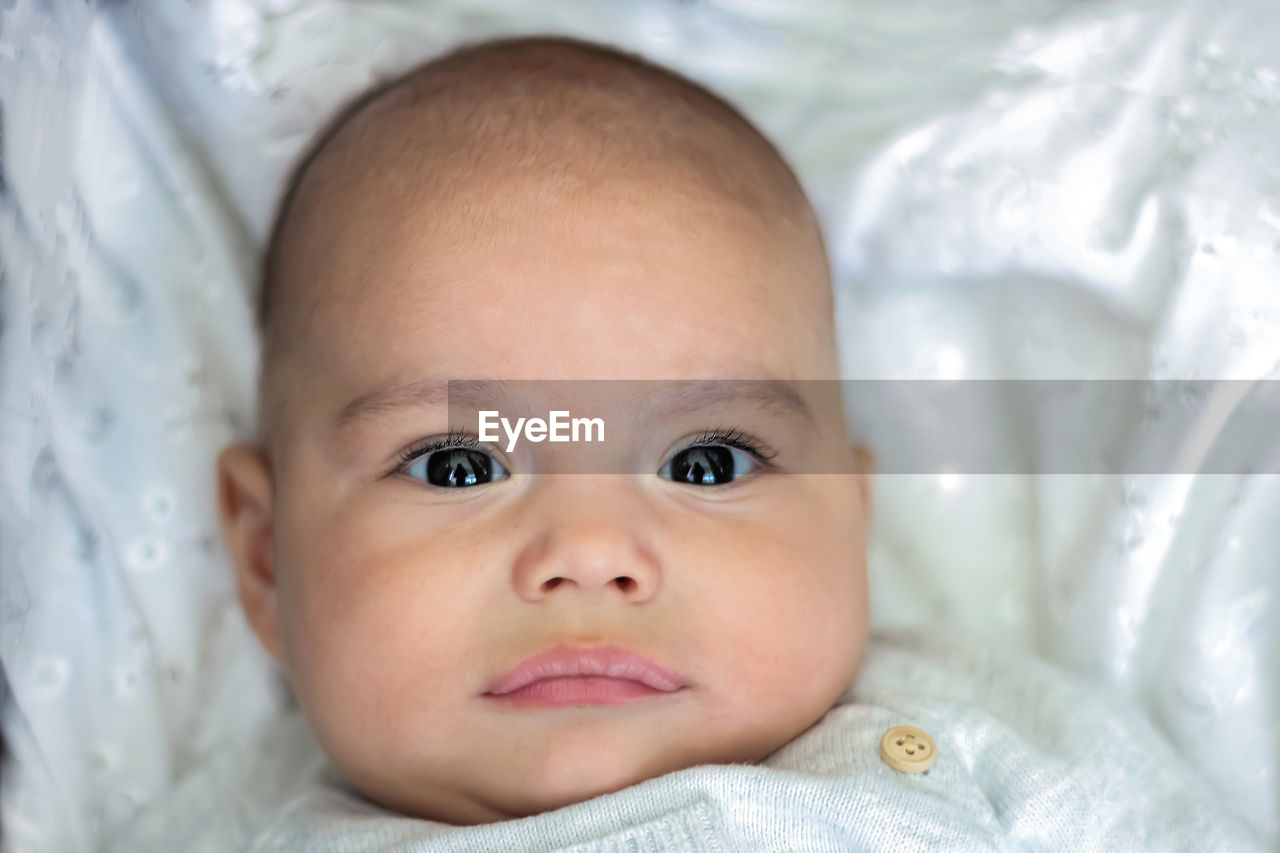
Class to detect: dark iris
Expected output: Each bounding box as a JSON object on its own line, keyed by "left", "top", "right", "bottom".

{"left": 670, "top": 446, "right": 735, "bottom": 486}
{"left": 425, "top": 448, "right": 497, "bottom": 488}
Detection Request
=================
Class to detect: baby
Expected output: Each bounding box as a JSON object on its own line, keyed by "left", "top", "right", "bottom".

{"left": 197, "top": 33, "right": 1267, "bottom": 851}
{"left": 216, "top": 34, "right": 872, "bottom": 827}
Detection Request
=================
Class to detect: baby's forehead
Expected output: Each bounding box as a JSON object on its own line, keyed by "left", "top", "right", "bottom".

{"left": 302, "top": 82, "right": 797, "bottom": 240}
{"left": 287, "top": 114, "right": 820, "bottom": 343}
{"left": 314, "top": 166, "right": 820, "bottom": 345}
{"left": 290, "top": 185, "right": 833, "bottom": 427}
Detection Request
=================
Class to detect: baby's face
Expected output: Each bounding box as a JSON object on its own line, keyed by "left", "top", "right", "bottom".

{"left": 226, "top": 158, "right": 871, "bottom": 824}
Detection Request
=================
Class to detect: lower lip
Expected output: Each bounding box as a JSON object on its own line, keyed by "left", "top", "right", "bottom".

{"left": 483, "top": 676, "right": 684, "bottom": 708}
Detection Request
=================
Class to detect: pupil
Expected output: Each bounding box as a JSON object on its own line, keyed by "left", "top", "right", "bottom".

{"left": 675, "top": 446, "right": 733, "bottom": 485}
{"left": 427, "top": 449, "right": 492, "bottom": 487}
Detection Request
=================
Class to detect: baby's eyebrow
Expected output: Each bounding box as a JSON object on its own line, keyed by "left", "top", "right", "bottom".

{"left": 333, "top": 377, "right": 818, "bottom": 433}
{"left": 334, "top": 378, "right": 510, "bottom": 432}
{"left": 635, "top": 379, "right": 817, "bottom": 429}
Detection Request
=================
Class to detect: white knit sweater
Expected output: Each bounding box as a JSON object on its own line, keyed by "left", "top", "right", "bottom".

{"left": 106, "top": 627, "right": 1267, "bottom": 852}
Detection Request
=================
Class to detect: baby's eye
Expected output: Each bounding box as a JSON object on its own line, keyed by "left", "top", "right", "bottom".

{"left": 658, "top": 443, "right": 761, "bottom": 487}
{"left": 403, "top": 446, "right": 509, "bottom": 488}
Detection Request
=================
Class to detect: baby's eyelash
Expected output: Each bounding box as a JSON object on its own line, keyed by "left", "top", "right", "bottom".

{"left": 686, "top": 426, "right": 779, "bottom": 464}
{"left": 390, "top": 429, "right": 482, "bottom": 473}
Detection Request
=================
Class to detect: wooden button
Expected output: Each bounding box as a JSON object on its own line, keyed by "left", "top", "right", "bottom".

{"left": 879, "top": 725, "right": 937, "bottom": 773}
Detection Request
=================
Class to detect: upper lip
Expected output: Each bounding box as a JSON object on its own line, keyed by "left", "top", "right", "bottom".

{"left": 482, "top": 644, "right": 688, "bottom": 696}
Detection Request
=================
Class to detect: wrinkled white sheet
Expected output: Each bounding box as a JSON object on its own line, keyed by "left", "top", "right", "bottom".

{"left": 1, "top": 0, "right": 1277, "bottom": 850}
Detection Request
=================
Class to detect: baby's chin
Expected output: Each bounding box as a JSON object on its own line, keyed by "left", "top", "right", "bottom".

{"left": 341, "top": 712, "right": 782, "bottom": 826}
{"left": 464, "top": 722, "right": 704, "bottom": 823}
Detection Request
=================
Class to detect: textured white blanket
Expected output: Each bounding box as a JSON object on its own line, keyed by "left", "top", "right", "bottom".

{"left": 105, "top": 628, "right": 1266, "bottom": 852}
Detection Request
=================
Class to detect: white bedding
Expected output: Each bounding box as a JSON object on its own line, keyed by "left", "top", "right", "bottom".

{"left": 1, "top": 0, "right": 1276, "bottom": 850}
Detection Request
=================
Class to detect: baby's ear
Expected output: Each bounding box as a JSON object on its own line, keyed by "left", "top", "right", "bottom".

{"left": 850, "top": 442, "right": 875, "bottom": 522}
{"left": 217, "top": 443, "right": 286, "bottom": 663}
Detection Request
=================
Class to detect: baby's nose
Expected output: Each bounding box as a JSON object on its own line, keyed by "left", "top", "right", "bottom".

{"left": 511, "top": 484, "right": 660, "bottom": 602}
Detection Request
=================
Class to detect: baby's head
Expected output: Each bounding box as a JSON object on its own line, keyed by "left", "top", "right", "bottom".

{"left": 217, "top": 35, "right": 873, "bottom": 825}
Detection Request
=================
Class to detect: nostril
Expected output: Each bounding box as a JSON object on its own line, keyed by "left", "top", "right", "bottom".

{"left": 536, "top": 576, "right": 638, "bottom": 594}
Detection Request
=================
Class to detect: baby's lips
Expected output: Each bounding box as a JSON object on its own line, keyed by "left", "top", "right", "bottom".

{"left": 482, "top": 644, "right": 688, "bottom": 695}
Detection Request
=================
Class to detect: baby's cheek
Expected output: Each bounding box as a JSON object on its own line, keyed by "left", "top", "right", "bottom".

{"left": 711, "top": 500, "right": 862, "bottom": 703}
{"left": 280, "top": 531, "right": 474, "bottom": 765}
